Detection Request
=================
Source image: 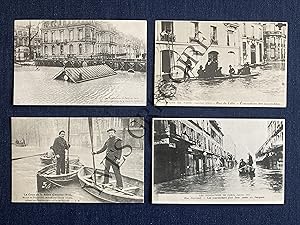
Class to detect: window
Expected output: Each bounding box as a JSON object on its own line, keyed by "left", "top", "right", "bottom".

{"left": 78, "top": 29, "right": 83, "bottom": 40}
{"left": 194, "top": 22, "right": 199, "bottom": 34}
{"left": 243, "top": 23, "right": 246, "bottom": 36}
{"left": 69, "top": 30, "right": 74, "bottom": 41}
{"left": 60, "top": 45, "right": 64, "bottom": 55}
{"left": 44, "top": 46, "right": 48, "bottom": 55}
{"left": 44, "top": 32, "right": 48, "bottom": 42}
{"left": 242, "top": 42, "right": 247, "bottom": 57}
{"left": 251, "top": 25, "right": 255, "bottom": 38}
{"left": 161, "top": 22, "right": 173, "bottom": 33}
{"left": 259, "top": 27, "right": 262, "bottom": 39}
{"left": 79, "top": 43, "right": 83, "bottom": 54}
{"left": 60, "top": 30, "right": 64, "bottom": 42}
{"left": 51, "top": 45, "right": 55, "bottom": 55}
{"left": 51, "top": 31, "right": 55, "bottom": 42}
{"left": 210, "top": 26, "right": 217, "bottom": 44}
{"left": 227, "top": 30, "right": 233, "bottom": 46}
{"left": 69, "top": 44, "right": 73, "bottom": 54}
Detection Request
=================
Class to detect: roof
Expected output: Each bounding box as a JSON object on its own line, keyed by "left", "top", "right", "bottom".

{"left": 52, "top": 65, "right": 117, "bottom": 83}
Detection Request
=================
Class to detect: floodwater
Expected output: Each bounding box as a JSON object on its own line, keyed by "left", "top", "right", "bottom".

{"left": 14, "top": 66, "right": 146, "bottom": 105}
{"left": 12, "top": 145, "right": 144, "bottom": 203}
{"left": 156, "top": 62, "right": 286, "bottom": 106}
{"left": 154, "top": 165, "right": 283, "bottom": 202}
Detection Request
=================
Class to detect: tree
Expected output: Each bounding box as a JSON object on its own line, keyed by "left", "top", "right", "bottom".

{"left": 26, "top": 21, "right": 41, "bottom": 60}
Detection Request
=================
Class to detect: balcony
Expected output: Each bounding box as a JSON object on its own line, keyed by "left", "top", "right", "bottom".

{"left": 160, "top": 32, "right": 176, "bottom": 42}
{"left": 210, "top": 39, "right": 218, "bottom": 45}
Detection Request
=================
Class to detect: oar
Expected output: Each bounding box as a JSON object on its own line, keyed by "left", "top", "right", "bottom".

{"left": 88, "top": 118, "right": 97, "bottom": 185}
{"left": 12, "top": 153, "right": 44, "bottom": 161}
{"left": 66, "top": 117, "right": 71, "bottom": 174}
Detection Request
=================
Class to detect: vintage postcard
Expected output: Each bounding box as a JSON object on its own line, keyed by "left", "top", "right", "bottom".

{"left": 14, "top": 20, "right": 147, "bottom": 105}
{"left": 152, "top": 118, "right": 284, "bottom": 204}
{"left": 12, "top": 117, "right": 144, "bottom": 203}
{"left": 154, "top": 21, "right": 287, "bottom": 107}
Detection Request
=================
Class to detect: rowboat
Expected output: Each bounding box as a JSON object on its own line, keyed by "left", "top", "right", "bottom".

{"left": 36, "top": 162, "right": 83, "bottom": 192}
{"left": 168, "top": 73, "right": 260, "bottom": 83}
{"left": 238, "top": 165, "right": 255, "bottom": 176}
{"left": 78, "top": 166, "right": 144, "bottom": 203}
{"left": 40, "top": 153, "right": 80, "bottom": 165}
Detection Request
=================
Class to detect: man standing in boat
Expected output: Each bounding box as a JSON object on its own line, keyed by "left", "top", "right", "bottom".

{"left": 183, "top": 56, "right": 192, "bottom": 81}
{"left": 52, "top": 130, "right": 70, "bottom": 175}
{"left": 93, "top": 128, "right": 123, "bottom": 189}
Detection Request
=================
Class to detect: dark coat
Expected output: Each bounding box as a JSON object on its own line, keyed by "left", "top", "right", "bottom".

{"left": 97, "top": 136, "right": 122, "bottom": 161}
{"left": 52, "top": 137, "right": 69, "bottom": 156}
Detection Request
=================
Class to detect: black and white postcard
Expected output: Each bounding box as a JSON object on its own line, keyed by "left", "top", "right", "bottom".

{"left": 14, "top": 20, "right": 147, "bottom": 105}
{"left": 154, "top": 21, "right": 287, "bottom": 107}
{"left": 152, "top": 118, "right": 284, "bottom": 204}
{"left": 12, "top": 117, "right": 144, "bottom": 203}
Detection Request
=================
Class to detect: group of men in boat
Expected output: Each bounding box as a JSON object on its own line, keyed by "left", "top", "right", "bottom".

{"left": 183, "top": 56, "right": 251, "bottom": 81}
{"left": 239, "top": 153, "right": 254, "bottom": 173}
{"left": 49, "top": 128, "right": 124, "bottom": 189}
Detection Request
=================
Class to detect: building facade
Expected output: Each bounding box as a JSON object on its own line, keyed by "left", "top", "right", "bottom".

{"left": 239, "top": 23, "right": 264, "bottom": 65}
{"left": 155, "top": 21, "right": 242, "bottom": 81}
{"left": 255, "top": 120, "right": 284, "bottom": 169}
{"left": 40, "top": 20, "right": 144, "bottom": 60}
{"left": 153, "top": 119, "right": 231, "bottom": 184}
{"left": 263, "top": 23, "right": 287, "bottom": 62}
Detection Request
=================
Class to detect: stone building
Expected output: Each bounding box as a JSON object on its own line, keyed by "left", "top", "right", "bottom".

{"left": 155, "top": 21, "right": 241, "bottom": 81}
{"left": 40, "top": 20, "right": 144, "bottom": 59}
{"left": 153, "top": 119, "right": 228, "bottom": 184}
{"left": 263, "top": 23, "right": 287, "bottom": 62}
{"left": 255, "top": 120, "right": 284, "bottom": 169}
{"left": 239, "top": 22, "right": 264, "bottom": 65}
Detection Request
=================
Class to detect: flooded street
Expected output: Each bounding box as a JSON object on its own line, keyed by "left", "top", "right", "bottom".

{"left": 12, "top": 145, "right": 144, "bottom": 203}
{"left": 154, "top": 165, "right": 283, "bottom": 202}
{"left": 159, "top": 63, "right": 286, "bottom": 106}
{"left": 14, "top": 66, "right": 146, "bottom": 105}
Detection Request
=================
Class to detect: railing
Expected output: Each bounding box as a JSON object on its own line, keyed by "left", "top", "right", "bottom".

{"left": 34, "top": 58, "right": 147, "bottom": 72}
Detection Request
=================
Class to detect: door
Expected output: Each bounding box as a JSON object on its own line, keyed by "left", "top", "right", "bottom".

{"left": 251, "top": 44, "right": 256, "bottom": 64}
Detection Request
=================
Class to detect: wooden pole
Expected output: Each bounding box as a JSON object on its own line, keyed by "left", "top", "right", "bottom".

{"left": 88, "top": 118, "right": 97, "bottom": 185}
{"left": 66, "top": 117, "right": 70, "bottom": 173}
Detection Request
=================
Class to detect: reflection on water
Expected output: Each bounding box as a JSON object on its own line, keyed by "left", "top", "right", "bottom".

{"left": 14, "top": 66, "right": 146, "bottom": 105}
{"left": 12, "top": 146, "right": 143, "bottom": 202}
{"left": 163, "top": 63, "right": 286, "bottom": 105}
{"left": 155, "top": 165, "right": 283, "bottom": 199}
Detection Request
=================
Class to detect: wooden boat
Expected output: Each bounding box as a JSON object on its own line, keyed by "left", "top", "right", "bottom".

{"left": 168, "top": 73, "right": 260, "bottom": 83}
{"left": 40, "top": 153, "right": 80, "bottom": 165}
{"left": 36, "top": 162, "right": 83, "bottom": 192}
{"left": 238, "top": 165, "right": 255, "bottom": 175}
{"left": 78, "top": 166, "right": 144, "bottom": 203}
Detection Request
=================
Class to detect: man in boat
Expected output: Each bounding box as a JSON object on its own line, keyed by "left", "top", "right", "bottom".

{"left": 248, "top": 153, "right": 253, "bottom": 166}
{"left": 197, "top": 65, "right": 204, "bottom": 79}
{"left": 183, "top": 56, "right": 192, "bottom": 81}
{"left": 237, "top": 62, "right": 251, "bottom": 75}
{"left": 52, "top": 130, "right": 70, "bottom": 175}
{"left": 239, "top": 159, "right": 247, "bottom": 172}
{"left": 229, "top": 65, "right": 235, "bottom": 76}
{"left": 93, "top": 128, "right": 123, "bottom": 189}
